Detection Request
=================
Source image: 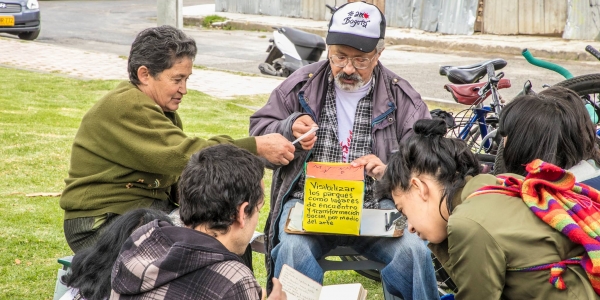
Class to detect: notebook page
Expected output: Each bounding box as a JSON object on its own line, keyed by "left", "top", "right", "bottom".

{"left": 287, "top": 202, "right": 304, "bottom": 231}
{"left": 279, "top": 264, "right": 322, "bottom": 300}
{"left": 318, "top": 283, "right": 364, "bottom": 300}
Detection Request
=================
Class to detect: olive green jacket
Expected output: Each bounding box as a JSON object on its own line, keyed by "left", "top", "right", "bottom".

{"left": 60, "top": 81, "right": 256, "bottom": 219}
{"left": 430, "top": 174, "right": 599, "bottom": 300}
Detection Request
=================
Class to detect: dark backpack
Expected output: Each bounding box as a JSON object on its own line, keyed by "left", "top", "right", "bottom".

{"left": 430, "top": 109, "right": 456, "bottom": 129}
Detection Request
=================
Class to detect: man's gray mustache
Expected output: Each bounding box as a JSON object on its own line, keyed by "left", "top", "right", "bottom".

{"left": 338, "top": 73, "right": 360, "bottom": 81}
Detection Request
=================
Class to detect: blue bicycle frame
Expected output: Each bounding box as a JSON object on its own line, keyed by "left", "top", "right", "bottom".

{"left": 458, "top": 106, "right": 493, "bottom": 150}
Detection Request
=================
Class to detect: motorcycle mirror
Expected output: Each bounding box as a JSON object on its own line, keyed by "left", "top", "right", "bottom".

{"left": 325, "top": 4, "right": 337, "bottom": 13}
{"left": 522, "top": 80, "right": 536, "bottom": 95}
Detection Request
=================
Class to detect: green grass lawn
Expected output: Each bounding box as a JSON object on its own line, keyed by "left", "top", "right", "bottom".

{"left": 0, "top": 67, "right": 391, "bottom": 299}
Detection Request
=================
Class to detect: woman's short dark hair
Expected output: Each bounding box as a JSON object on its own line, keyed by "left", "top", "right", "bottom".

{"left": 178, "top": 144, "right": 265, "bottom": 232}
{"left": 61, "top": 208, "right": 173, "bottom": 300}
{"left": 499, "top": 86, "right": 600, "bottom": 175}
{"left": 128, "top": 25, "right": 197, "bottom": 86}
{"left": 377, "top": 119, "right": 480, "bottom": 217}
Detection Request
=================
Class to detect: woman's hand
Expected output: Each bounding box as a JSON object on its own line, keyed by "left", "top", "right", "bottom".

{"left": 255, "top": 133, "right": 295, "bottom": 165}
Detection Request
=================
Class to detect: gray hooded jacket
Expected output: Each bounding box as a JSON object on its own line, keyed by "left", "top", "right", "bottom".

{"left": 110, "top": 220, "right": 262, "bottom": 300}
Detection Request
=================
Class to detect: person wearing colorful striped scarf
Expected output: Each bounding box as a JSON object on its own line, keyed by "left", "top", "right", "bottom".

{"left": 495, "top": 86, "right": 600, "bottom": 187}
{"left": 377, "top": 118, "right": 600, "bottom": 299}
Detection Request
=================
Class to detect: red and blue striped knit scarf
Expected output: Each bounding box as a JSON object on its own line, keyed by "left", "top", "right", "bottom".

{"left": 468, "top": 159, "right": 600, "bottom": 294}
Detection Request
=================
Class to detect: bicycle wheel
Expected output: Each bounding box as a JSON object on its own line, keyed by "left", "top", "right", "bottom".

{"left": 463, "top": 126, "right": 500, "bottom": 173}
{"left": 446, "top": 108, "right": 476, "bottom": 139}
{"left": 554, "top": 73, "right": 600, "bottom": 124}
{"left": 464, "top": 126, "right": 481, "bottom": 151}
{"left": 464, "top": 125, "right": 500, "bottom": 155}
{"left": 554, "top": 73, "right": 600, "bottom": 95}
{"left": 432, "top": 254, "right": 457, "bottom": 293}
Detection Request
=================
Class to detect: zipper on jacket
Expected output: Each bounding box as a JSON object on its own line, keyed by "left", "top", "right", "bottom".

{"left": 370, "top": 102, "right": 397, "bottom": 153}
{"left": 371, "top": 101, "right": 397, "bottom": 126}
{"left": 270, "top": 93, "right": 317, "bottom": 254}
{"left": 298, "top": 92, "right": 316, "bottom": 119}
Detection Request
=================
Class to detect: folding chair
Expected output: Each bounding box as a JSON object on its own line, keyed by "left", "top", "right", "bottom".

{"left": 251, "top": 233, "right": 402, "bottom": 300}
{"left": 53, "top": 256, "right": 73, "bottom": 300}
{"left": 318, "top": 246, "right": 403, "bottom": 300}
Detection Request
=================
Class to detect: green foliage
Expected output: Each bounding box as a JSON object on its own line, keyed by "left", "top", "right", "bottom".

{"left": 202, "top": 15, "right": 227, "bottom": 28}
{"left": 0, "top": 67, "right": 388, "bottom": 299}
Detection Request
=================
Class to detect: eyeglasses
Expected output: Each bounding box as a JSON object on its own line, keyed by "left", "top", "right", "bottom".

{"left": 329, "top": 54, "right": 377, "bottom": 70}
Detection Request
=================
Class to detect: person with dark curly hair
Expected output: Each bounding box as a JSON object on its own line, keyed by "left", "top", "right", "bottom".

{"left": 110, "top": 144, "right": 286, "bottom": 300}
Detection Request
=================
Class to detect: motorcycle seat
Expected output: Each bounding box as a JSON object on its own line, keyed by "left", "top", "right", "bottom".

{"left": 444, "top": 78, "right": 511, "bottom": 105}
{"left": 279, "top": 27, "right": 326, "bottom": 50}
{"left": 439, "top": 59, "right": 507, "bottom": 84}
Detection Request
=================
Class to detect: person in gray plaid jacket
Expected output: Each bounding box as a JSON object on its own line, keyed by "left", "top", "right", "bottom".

{"left": 110, "top": 145, "right": 286, "bottom": 300}
{"left": 249, "top": 2, "right": 438, "bottom": 299}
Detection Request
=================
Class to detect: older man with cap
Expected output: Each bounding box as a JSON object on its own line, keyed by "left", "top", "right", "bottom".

{"left": 249, "top": 2, "right": 437, "bottom": 299}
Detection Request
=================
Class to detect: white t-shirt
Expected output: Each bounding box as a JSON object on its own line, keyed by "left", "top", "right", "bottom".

{"left": 334, "top": 79, "right": 372, "bottom": 162}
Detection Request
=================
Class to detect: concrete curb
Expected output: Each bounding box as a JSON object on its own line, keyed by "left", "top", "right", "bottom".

{"left": 183, "top": 16, "right": 598, "bottom": 62}
{"left": 384, "top": 37, "right": 594, "bottom": 62}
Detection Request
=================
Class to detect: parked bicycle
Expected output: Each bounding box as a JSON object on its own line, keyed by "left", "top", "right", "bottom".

{"left": 432, "top": 58, "right": 511, "bottom": 172}
{"left": 425, "top": 45, "right": 600, "bottom": 296}
{"left": 436, "top": 45, "right": 600, "bottom": 165}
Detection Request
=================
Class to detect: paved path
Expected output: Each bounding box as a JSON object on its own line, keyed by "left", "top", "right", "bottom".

{"left": 0, "top": 37, "right": 283, "bottom": 99}
{"left": 183, "top": 4, "right": 599, "bottom": 62}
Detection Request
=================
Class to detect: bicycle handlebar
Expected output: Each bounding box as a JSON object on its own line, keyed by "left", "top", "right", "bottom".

{"left": 586, "top": 45, "right": 600, "bottom": 61}
{"left": 522, "top": 49, "right": 573, "bottom": 79}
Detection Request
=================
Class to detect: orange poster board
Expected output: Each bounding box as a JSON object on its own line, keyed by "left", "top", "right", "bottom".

{"left": 303, "top": 162, "right": 365, "bottom": 235}
{"left": 305, "top": 162, "right": 365, "bottom": 181}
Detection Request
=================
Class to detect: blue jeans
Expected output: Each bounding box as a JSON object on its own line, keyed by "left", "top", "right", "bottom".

{"left": 272, "top": 199, "right": 439, "bottom": 300}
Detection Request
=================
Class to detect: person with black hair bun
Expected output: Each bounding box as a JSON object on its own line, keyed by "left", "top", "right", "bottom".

{"left": 378, "top": 118, "right": 599, "bottom": 299}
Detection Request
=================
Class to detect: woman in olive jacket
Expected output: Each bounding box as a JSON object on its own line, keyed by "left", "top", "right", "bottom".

{"left": 377, "top": 118, "right": 599, "bottom": 300}
{"left": 60, "top": 26, "right": 294, "bottom": 253}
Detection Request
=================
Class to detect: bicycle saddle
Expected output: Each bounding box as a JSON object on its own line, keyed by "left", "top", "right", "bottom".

{"left": 439, "top": 59, "right": 507, "bottom": 84}
{"left": 444, "top": 78, "right": 511, "bottom": 105}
